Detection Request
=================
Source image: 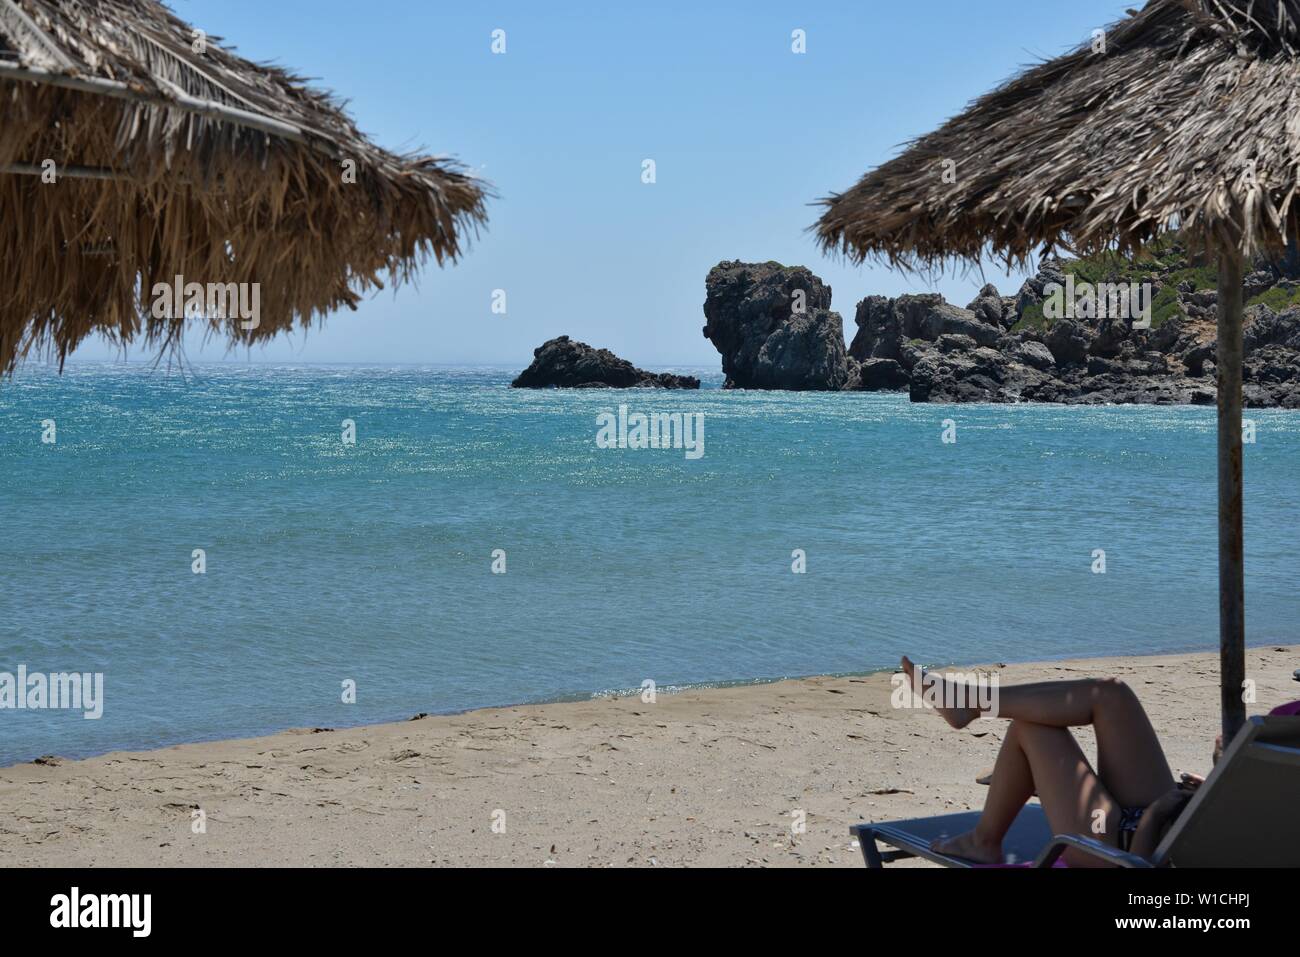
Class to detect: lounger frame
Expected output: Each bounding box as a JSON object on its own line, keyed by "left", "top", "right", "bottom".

{"left": 852, "top": 715, "right": 1300, "bottom": 868}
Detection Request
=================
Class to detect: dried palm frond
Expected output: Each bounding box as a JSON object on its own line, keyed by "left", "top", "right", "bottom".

{"left": 0, "top": 0, "right": 490, "bottom": 373}
{"left": 814, "top": 0, "right": 1300, "bottom": 271}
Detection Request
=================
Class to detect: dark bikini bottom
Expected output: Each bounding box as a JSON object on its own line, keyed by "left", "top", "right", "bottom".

{"left": 1118, "top": 805, "right": 1146, "bottom": 851}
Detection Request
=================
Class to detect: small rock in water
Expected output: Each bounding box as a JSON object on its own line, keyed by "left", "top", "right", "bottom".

{"left": 512, "top": 336, "right": 699, "bottom": 389}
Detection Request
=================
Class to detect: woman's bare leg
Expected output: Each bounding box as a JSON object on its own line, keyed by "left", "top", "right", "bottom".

{"left": 901, "top": 658, "right": 1175, "bottom": 810}
{"left": 1087, "top": 679, "right": 1176, "bottom": 808}
{"left": 933, "top": 719, "right": 1036, "bottom": 863}
{"left": 933, "top": 719, "right": 1121, "bottom": 867}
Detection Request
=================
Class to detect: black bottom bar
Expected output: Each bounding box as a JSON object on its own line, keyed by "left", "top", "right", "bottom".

{"left": 0, "top": 867, "right": 1279, "bottom": 942}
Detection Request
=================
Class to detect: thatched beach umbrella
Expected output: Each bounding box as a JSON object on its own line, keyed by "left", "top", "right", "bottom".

{"left": 0, "top": 0, "right": 488, "bottom": 373}
{"left": 814, "top": 0, "right": 1298, "bottom": 742}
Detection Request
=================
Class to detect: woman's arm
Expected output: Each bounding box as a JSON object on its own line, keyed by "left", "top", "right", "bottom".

{"left": 1127, "top": 788, "right": 1193, "bottom": 861}
{"left": 1133, "top": 732, "right": 1221, "bottom": 860}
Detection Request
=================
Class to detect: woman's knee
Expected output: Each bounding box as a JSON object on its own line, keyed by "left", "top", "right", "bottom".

{"left": 1006, "top": 718, "right": 1027, "bottom": 740}
{"left": 1007, "top": 718, "right": 1054, "bottom": 744}
{"left": 1093, "top": 677, "right": 1137, "bottom": 707}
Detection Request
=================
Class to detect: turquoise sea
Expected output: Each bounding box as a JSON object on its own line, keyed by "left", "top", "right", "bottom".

{"left": 1, "top": 363, "right": 1296, "bottom": 766}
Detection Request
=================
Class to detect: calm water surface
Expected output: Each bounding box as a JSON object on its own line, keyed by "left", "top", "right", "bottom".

{"left": 1, "top": 363, "right": 1295, "bottom": 765}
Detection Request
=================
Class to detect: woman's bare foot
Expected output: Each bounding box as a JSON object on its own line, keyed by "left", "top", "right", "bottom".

{"left": 932, "top": 829, "right": 1003, "bottom": 865}
{"left": 900, "top": 656, "right": 980, "bottom": 730}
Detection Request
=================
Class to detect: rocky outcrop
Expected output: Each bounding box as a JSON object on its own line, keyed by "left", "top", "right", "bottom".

{"left": 849, "top": 294, "right": 1003, "bottom": 362}
{"left": 844, "top": 251, "right": 1300, "bottom": 407}
{"left": 848, "top": 357, "right": 910, "bottom": 392}
{"left": 697, "top": 246, "right": 1300, "bottom": 406}
{"left": 512, "top": 336, "right": 700, "bottom": 389}
{"left": 702, "top": 261, "right": 851, "bottom": 390}
{"left": 966, "top": 283, "right": 1019, "bottom": 330}
{"left": 1044, "top": 319, "right": 1091, "bottom": 367}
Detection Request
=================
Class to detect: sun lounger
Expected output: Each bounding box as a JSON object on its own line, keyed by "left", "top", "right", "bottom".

{"left": 852, "top": 715, "right": 1300, "bottom": 868}
{"left": 852, "top": 803, "right": 1052, "bottom": 867}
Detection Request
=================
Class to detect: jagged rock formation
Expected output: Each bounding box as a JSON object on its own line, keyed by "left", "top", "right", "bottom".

{"left": 844, "top": 239, "right": 1300, "bottom": 407}
{"left": 702, "top": 261, "right": 851, "bottom": 390}
{"left": 512, "top": 336, "right": 700, "bottom": 389}
{"left": 691, "top": 245, "right": 1300, "bottom": 405}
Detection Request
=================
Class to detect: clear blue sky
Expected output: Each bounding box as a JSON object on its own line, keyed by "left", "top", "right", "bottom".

{"left": 72, "top": 0, "right": 1136, "bottom": 367}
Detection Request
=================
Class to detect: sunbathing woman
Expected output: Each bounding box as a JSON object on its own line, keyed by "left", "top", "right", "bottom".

{"left": 900, "top": 656, "right": 1204, "bottom": 866}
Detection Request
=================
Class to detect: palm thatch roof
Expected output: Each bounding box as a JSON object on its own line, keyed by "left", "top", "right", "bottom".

{"left": 814, "top": 0, "right": 1300, "bottom": 270}
{"left": 0, "top": 0, "right": 489, "bottom": 373}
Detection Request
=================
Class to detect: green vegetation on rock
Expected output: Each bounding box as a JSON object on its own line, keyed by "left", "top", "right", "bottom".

{"left": 1247, "top": 286, "right": 1300, "bottom": 312}
{"left": 1010, "top": 236, "right": 1207, "bottom": 332}
{"left": 1149, "top": 286, "right": 1185, "bottom": 329}
{"left": 1015, "top": 301, "right": 1049, "bottom": 332}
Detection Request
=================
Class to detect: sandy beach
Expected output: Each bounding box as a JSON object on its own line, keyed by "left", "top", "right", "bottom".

{"left": 2, "top": 645, "right": 1296, "bottom": 868}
